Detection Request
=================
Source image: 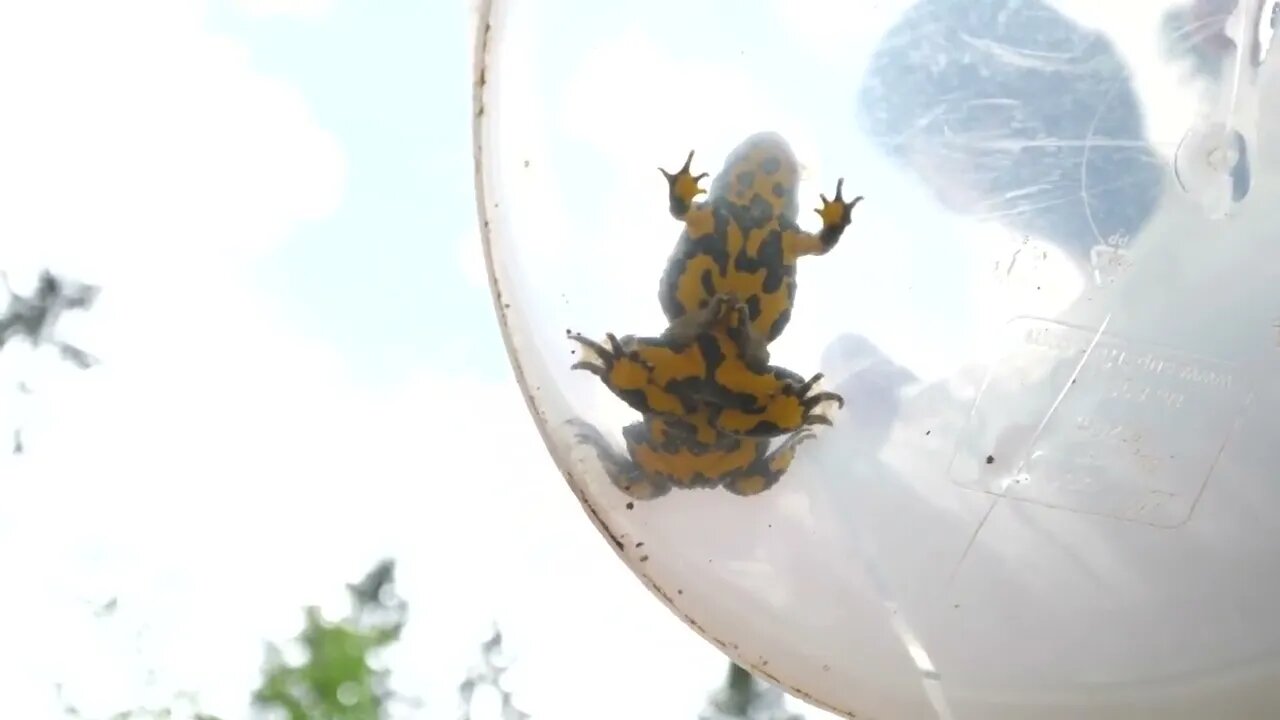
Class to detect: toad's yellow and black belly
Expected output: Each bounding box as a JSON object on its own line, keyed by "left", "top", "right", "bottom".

{"left": 658, "top": 132, "right": 853, "bottom": 346}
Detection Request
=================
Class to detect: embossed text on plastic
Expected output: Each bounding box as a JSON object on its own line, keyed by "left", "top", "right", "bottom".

{"left": 949, "top": 318, "right": 1247, "bottom": 527}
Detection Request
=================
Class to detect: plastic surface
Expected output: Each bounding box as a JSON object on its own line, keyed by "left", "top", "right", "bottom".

{"left": 472, "top": 0, "right": 1280, "bottom": 717}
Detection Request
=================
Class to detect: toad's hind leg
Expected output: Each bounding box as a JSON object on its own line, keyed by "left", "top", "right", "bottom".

{"left": 569, "top": 419, "right": 672, "bottom": 501}
{"left": 665, "top": 296, "right": 785, "bottom": 414}
{"left": 661, "top": 292, "right": 733, "bottom": 345}
{"left": 692, "top": 298, "right": 830, "bottom": 421}
{"left": 568, "top": 331, "right": 693, "bottom": 419}
{"left": 722, "top": 294, "right": 771, "bottom": 367}
{"left": 722, "top": 429, "right": 816, "bottom": 496}
{"left": 663, "top": 292, "right": 771, "bottom": 366}
{"left": 712, "top": 369, "right": 845, "bottom": 439}
{"left": 784, "top": 178, "right": 863, "bottom": 257}
{"left": 660, "top": 150, "right": 709, "bottom": 221}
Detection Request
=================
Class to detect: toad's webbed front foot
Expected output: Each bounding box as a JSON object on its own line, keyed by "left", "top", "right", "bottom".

{"left": 786, "top": 178, "right": 864, "bottom": 257}
{"left": 660, "top": 150, "right": 708, "bottom": 221}
{"left": 815, "top": 178, "right": 861, "bottom": 249}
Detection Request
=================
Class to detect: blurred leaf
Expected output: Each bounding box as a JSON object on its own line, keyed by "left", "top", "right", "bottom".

{"left": 252, "top": 559, "right": 407, "bottom": 720}
{"left": 700, "top": 661, "right": 803, "bottom": 720}
{"left": 457, "top": 626, "right": 529, "bottom": 720}
{"left": 1, "top": 267, "right": 101, "bottom": 456}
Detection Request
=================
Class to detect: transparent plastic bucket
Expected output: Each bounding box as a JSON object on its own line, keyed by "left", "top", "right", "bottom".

{"left": 472, "top": 1, "right": 1280, "bottom": 717}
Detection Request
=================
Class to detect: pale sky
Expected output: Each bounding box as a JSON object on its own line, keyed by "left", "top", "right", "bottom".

{"left": 0, "top": 0, "right": 1214, "bottom": 718}
{"left": 0, "top": 0, "right": 843, "bottom": 718}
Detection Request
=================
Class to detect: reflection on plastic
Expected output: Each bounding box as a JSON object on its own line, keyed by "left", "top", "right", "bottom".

{"left": 857, "top": 0, "right": 1166, "bottom": 266}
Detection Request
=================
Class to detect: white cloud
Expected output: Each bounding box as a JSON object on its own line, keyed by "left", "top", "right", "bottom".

{"left": 0, "top": 5, "right": 757, "bottom": 720}
{"left": 3, "top": 291, "right": 749, "bottom": 718}
{"left": 0, "top": 0, "right": 350, "bottom": 716}
{"left": 770, "top": 0, "right": 907, "bottom": 65}
{"left": 0, "top": 0, "right": 346, "bottom": 289}
{"left": 559, "top": 28, "right": 822, "bottom": 188}
{"left": 0, "top": 1, "right": 930, "bottom": 718}
{"left": 232, "top": 0, "right": 336, "bottom": 20}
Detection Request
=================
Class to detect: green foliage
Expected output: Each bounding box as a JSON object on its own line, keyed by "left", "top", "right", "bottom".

{"left": 41, "top": 505, "right": 804, "bottom": 720}
{"left": 253, "top": 559, "right": 407, "bottom": 720}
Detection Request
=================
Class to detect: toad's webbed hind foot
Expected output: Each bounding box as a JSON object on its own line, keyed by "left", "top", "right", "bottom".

{"left": 660, "top": 150, "right": 708, "bottom": 220}
{"left": 568, "top": 330, "right": 650, "bottom": 405}
{"left": 664, "top": 292, "right": 770, "bottom": 366}
{"left": 722, "top": 429, "right": 817, "bottom": 496}
{"left": 661, "top": 292, "right": 734, "bottom": 345}
{"left": 569, "top": 332, "right": 631, "bottom": 380}
{"left": 569, "top": 296, "right": 835, "bottom": 436}
{"left": 568, "top": 419, "right": 671, "bottom": 501}
{"left": 719, "top": 294, "right": 770, "bottom": 367}
{"left": 569, "top": 331, "right": 691, "bottom": 419}
{"left": 713, "top": 371, "right": 844, "bottom": 439}
{"left": 792, "top": 372, "right": 845, "bottom": 426}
